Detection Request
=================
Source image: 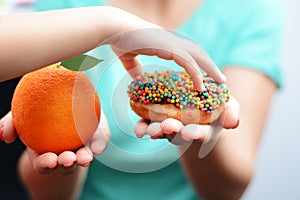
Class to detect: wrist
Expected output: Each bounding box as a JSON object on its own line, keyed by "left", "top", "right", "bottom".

{"left": 100, "top": 6, "right": 161, "bottom": 40}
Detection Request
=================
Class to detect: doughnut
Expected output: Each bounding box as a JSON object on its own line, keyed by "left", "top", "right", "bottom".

{"left": 127, "top": 71, "right": 230, "bottom": 125}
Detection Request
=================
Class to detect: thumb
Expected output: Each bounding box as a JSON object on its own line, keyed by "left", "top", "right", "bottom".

{"left": 112, "top": 47, "right": 143, "bottom": 79}
{"left": 219, "top": 95, "right": 240, "bottom": 129}
{"left": 0, "top": 111, "right": 17, "bottom": 143}
{"left": 89, "top": 111, "right": 110, "bottom": 155}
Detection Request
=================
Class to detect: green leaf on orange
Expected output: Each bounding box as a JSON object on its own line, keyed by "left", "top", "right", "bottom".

{"left": 61, "top": 55, "right": 103, "bottom": 71}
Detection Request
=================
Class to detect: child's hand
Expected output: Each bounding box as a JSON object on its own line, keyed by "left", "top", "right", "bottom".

{"left": 134, "top": 96, "right": 239, "bottom": 145}
{"left": 106, "top": 28, "right": 227, "bottom": 91}
{"left": 0, "top": 111, "right": 110, "bottom": 174}
{"left": 0, "top": 112, "right": 17, "bottom": 144}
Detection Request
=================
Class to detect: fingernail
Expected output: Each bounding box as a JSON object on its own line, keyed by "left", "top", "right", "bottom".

{"left": 197, "top": 82, "right": 206, "bottom": 92}
{"left": 48, "top": 163, "right": 57, "bottom": 169}
{"left": 181, "top": 135, "right": 192, "bottom": 142}
{"left": 163, "top": 131, "right": 173, "bottom": 135}
{"left": 151, "top": 135, "right": 159, "bottom": 140}
{"left": 135, "top": 75, "right": 142, "bottom": 80}
{"left": 80, "top": 162, "right": 90, "bottom": 168}
{"left": 221, "top": 74, "right": 227, "bottom": 82}
{"left": 233, "top": 119, "right": 239, "bottom": 129}
{"left": 196, "top": 86, "right": 202, "bottom": 92}
{"left": 63, "top": 162, "right": 74, "bottom": 167}
{"left": 0, "top": 126, "right": 4, "bottom": 141}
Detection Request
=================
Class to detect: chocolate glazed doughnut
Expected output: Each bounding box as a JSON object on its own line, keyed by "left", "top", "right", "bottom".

{"left": 127, "top": 71, "right": 230, "bottom": 125}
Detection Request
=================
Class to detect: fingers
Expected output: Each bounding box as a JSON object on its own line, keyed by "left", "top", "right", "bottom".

{"left": 161, "top": 118, "right": 183, "bottom": 134}
{"left": 89, "top": 131, "right": 109, "bottom": 156}
{"left": 137, "top": 119, "right": 187, "bottom": 144}
{"left": 134, "top": 118, "right": 221, "bottom": 144}
{"left": 136, "top": 118, "right": 184, "bottom": 140}
{"left": 160, "top": 118, "right": 187, "bottom": 144}
{"left": 25, "top": 112, "right": 111, "bottom": 175}
{"left": 27, "top": 148, "right": 81, "bottom": 175}
{"left": 110, "top": 28, "right": 226, "bottom": 90}
{"left": 134, "top": 119, "right": 149, "bottom": 138}
{"left": 135, "top": 118, "right": 211, "bottom": 143}
{"left": 57, "top": 151, "right": 77, "bottom": 167}
{"left": 52, "top": 113, "right": 111, "bottom": 173}
{"left": 185, "top": 39, "right": 227, "bottom": 84}
{"left": 76, "top": 147, "right": 93, "bottom": 167}
{"left": 219, "top": 96, "right": 240, "bottom": 129}
{"left": 57, "top": 151, "right": 78, "bottom": 174}
{"left": 181, "top": 124, "right": 210, "bottom": 142}
{"left": 120, "top": 56, "right": 143, "bottom": 79}
{"left": 161, "top": 120, "right": 211, "bottom": 143}
{"left": 115, "top": 50, "right": 144, "bottom": 79}
{"left": 146, "top": 122, "right": 163, "bottom": 139}
{"left": 134, "top": 45, "right": 206, "bottom": 91}
{"left": 27, "top": 148, "right": 92, "bottom": 175}
{"left": 170, "top": 50, "right": 205, "bottom": 91}
{"left": 27, "top": 148, "right": 58, "bottom": 174}
{"left": 0, "top": 111, "right": 17, "bottom": 143}
{"left": 89, "top": 111, "right": 110, "bottom": 155}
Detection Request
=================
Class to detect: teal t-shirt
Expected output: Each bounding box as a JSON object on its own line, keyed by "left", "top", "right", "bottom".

{"left": 35, "top": 1, "right": 283, "bottom": 200}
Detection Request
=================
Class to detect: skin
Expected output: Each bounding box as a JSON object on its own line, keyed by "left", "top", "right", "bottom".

{"left": 2, "top": 111, "right": 110, "bottom": 200}
{"left": 0, "top": 6, "right": 225, "bottom": 89}
{"left": 138, "top": 67, "right": 276, "bottom": 199}
{"left": 25, "top": 124, "right": 108, "bottom": 200}
{"left": 0, "top": 2, "right": 276, "bottom": 200}
{"left": 0, "top": 5, "right": 226, "bottom": 200}
{"left": 178, "top": 67, "right": 276, "bottom": 199}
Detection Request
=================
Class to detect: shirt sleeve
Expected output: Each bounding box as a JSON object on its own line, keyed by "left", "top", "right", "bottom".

{"left": 221, "top": 0, "right": 284, "bottom": 87}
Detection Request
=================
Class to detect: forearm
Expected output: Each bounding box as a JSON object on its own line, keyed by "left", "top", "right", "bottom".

{"left": 179, "top": 67, "right": 276, "bottom": 199}
{"left": 18, "top": 150, "right": 88, "bottom": 200}
{"left": 0, "top": 6, "right": 153, "bottom": 81}
{"left": 179, "top": 131, "right": 255, "bottom": 200}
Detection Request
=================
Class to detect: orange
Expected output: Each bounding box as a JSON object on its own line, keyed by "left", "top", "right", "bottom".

{"left": 11, "top": 64, "right": 100, "bottom": 154}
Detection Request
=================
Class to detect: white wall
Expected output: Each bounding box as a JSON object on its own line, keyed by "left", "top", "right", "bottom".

{"left": 243, "top": 0, "right": 300, "bottom": 199}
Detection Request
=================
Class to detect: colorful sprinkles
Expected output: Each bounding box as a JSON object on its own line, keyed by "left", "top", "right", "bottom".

{"left": 127, "top": 71, "right": 230, "bottom": 114}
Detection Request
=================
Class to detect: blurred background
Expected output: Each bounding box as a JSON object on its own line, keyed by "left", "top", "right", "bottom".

{"left": 0, "top": 0, "right": 299, "bottom": 199}
{"left": 243, "top": 0, "right": 300, "bottom": 199}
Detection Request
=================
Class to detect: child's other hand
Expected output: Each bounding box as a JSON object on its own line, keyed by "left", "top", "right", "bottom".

{"left": 134, "top": 96, "right": 239, "bottom": 145}
{"left": 28, "top": 113, "right": 110, "bottom": 174}
{"left": 0, "top": 111, "right": 110, "bottom": 174}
